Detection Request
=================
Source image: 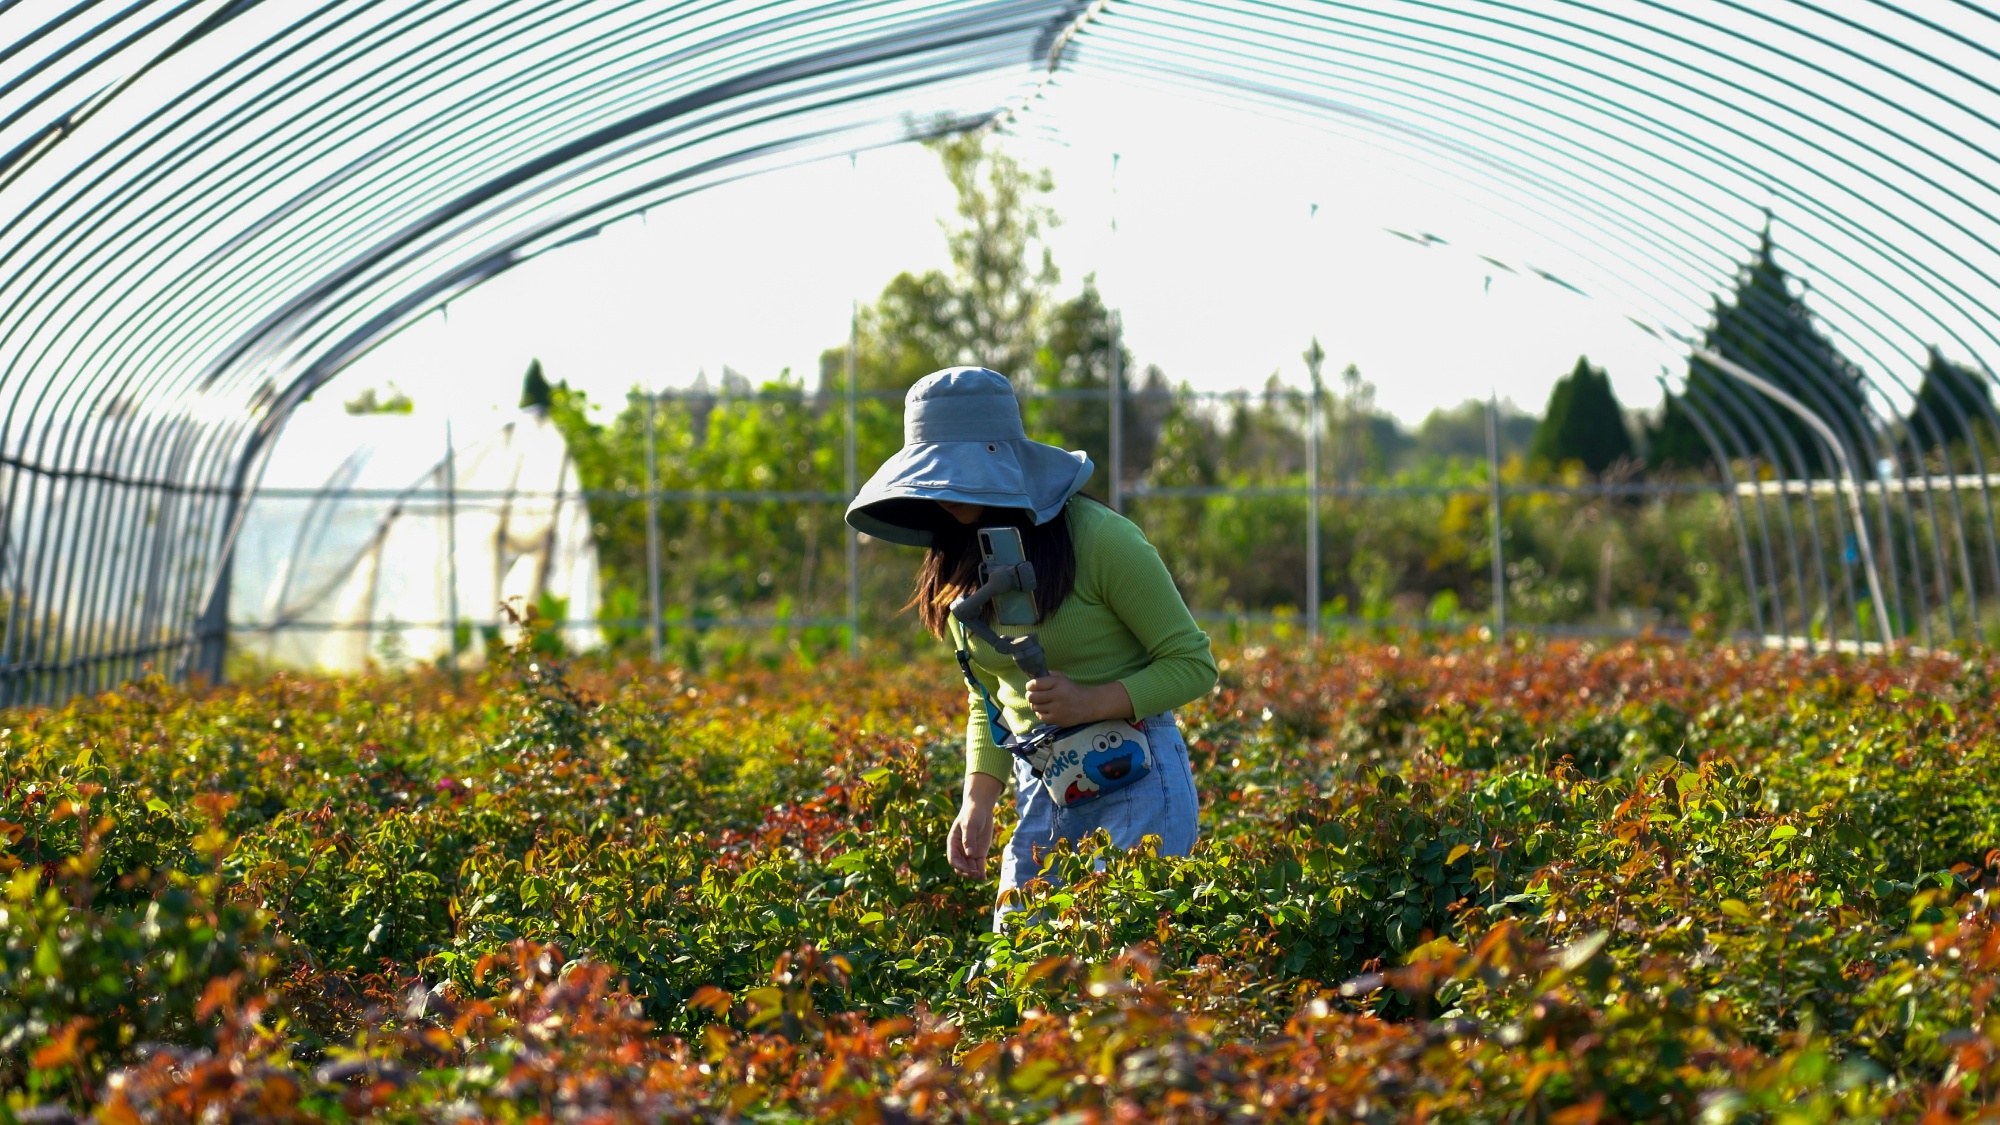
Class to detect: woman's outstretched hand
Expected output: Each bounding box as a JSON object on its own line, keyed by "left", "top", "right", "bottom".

{"left": 1025, "top": 673, "right": 1135, "bottom": 728}
{"left": 948, "top": 771, "right": 1004, "bottom": 877}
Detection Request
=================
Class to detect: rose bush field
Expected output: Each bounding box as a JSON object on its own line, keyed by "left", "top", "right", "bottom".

{"left": 2, "top": 632, "right": 1997, "bottom": 1122}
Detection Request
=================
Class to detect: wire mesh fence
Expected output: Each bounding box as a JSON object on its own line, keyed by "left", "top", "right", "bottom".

{"left": 222, "top": 379, "right": 1775, "bottom": 676}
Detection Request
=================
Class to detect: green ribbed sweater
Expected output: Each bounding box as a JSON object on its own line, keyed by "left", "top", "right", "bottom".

{"left": 951, "top": 499, "right": 1218, "bottom": 780}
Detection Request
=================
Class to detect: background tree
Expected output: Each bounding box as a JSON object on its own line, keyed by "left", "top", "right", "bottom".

{"left": 1411, "top": 399, "right": 1537, "bottom": 462}
{"left": 1908, "top": 346, "right": 1994, "bottom": 458}
{"left": 1649, "top": 224, "right": 1867, "bottom": 475}
{"left": 1645, "top": 394, "right": 1714, "bottom": 471}
{"left": 520, "top": 358, "right": 552, "bottom": 411}
{"left": 542, "top": 127, "right": 1745, "bottom": 651}
{"left": 819, "top": 130, "right": 1060, "bottom": 394}
{"left": 1022, "top": 277, "right": 1177, "bottom": 482}
{"left": 1332, "top": 362, "right": 1411, "bottom": 480}
{"left": 342, "top": 384, "right": 414, "bottom": 415}
{"left": 555, "top": 130, "right": 1169, "bottom": 650}
{"left": 936, "top": 130, "right": 1060, "bottom": 378}
{"left": 1529, "top": 356, "right": 1634, "bottom": 475}
{"left": 817, "top": 132, "right": 1169, "bottom": 480}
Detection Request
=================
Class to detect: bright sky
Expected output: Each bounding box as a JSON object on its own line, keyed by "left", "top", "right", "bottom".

{"left": 318, "top": 76, "right": 1709, "bottom": 435}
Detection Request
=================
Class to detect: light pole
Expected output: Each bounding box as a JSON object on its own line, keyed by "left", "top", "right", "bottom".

{"left": 444, "top": 419, "right": 460, "bottom": 670}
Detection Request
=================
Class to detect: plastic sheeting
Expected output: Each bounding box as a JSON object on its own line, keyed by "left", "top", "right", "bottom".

{"left": 231, "top": 408, "right": 600, "bottom": 673}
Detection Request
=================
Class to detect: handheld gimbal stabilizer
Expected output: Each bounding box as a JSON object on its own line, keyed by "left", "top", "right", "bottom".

{"left": 948, "top": 526, "right": 1048, "bottom": 680}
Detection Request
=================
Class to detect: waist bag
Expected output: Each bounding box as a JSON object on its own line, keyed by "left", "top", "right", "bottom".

{"left": 955, "top": 648, "right": 1154, "bottom": 808}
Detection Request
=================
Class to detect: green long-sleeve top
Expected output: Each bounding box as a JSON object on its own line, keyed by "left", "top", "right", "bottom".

{"left": 951, "top": 499, "right": 1218, "bottom": 780}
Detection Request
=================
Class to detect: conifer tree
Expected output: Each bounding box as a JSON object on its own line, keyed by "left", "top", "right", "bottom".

{"left": 1649, "top": 224, "right": 1866, "bottom": 475}
{"left": 1529, "top": 356, "right": 1634, "bottom": 475}
{"left": 520, "top": 358, "right": 552, "bottom": 410}
{"left": 1909, "top": 346, "right": 1992, "bottom": 452}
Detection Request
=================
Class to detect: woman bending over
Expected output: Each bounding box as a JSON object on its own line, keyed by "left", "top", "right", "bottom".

{"left": 846, "top": 367, "right": 1216, "bottom": 920}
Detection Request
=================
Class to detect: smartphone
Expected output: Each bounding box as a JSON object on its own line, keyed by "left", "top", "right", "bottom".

{"left": 978, "top": 526, "right": 1039, "bottom": 625}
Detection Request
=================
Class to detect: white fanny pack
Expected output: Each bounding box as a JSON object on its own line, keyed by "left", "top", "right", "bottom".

{"left": 956, "top": 648, "right": 1155, "bottom": 808}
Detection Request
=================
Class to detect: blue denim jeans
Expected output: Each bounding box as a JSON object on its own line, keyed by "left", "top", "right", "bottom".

{"left": 994, "top": 711, "right": 1201, "bottom": 928}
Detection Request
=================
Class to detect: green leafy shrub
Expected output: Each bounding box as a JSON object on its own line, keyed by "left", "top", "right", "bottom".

{"left": 3, "top": 633, "right": 1999, "bottom": 1119}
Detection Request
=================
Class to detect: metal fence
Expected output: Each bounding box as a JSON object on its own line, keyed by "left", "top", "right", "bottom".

{"left": 592, "top": 359, "right": 2000, "bottom": 657}
{"left": 64, "top": 364, "right": 2000, "bottom": 686}
{"left": 222, "top": 368, "right": 1895, "bottom": 671}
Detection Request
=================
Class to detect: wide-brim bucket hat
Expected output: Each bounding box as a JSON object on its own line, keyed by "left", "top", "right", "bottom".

{"left": 846, "top": 367, "right": 1093, "bottom": 547}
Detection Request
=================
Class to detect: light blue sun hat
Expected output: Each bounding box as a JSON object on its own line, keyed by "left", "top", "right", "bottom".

{"left": 845, "top": 367, "right": 1094, "bottom": 547}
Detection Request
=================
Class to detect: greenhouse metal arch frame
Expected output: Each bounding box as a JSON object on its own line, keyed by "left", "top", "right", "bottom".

{"left": 0, "top": 0, "right": 1996, "bottom": 701}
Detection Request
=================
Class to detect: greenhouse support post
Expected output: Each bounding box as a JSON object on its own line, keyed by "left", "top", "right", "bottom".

{"left": 644, "top": 391, "right": 663, "bottom": 663}
{"left": 444, "top": 421, "right": 460, "bottom": 667}
{"left": 1304, "top": 338, "right": 1323, "bottom": 645}
{"left": 846, "top": 301, "right": 860, "bottom": 658}
{"left": 1107, "top": 153, "right": 1124, "bottom": 515}
{"left": 1109, "top": 311, "right": 1123, "bottom": 513}
{"left": 1693, "top": 346, "right": 1893, "bottom": 649}
{"left": 1487, "top": 391, "right": 1505, "bottom": 637}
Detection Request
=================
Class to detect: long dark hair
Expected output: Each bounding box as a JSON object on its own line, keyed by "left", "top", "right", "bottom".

{"left": 875, "top": 498, "right": 1082, "bottom": 639}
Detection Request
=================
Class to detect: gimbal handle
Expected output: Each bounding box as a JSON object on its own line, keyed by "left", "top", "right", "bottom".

{"left": 948, "top": 562, "right": 1049, "bottom": 679}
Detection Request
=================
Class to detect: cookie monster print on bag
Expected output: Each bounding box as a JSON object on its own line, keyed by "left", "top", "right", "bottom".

{"left": 952, "top": 647, "right": 1156, "bottom": 809}
{"left": 1040, "top": 719, "right": 1153, "bottom": 807}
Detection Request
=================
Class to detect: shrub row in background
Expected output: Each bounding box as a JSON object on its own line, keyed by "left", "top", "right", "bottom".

{"left": 3, "top": 636, "right": 1997, "bottom": 1121}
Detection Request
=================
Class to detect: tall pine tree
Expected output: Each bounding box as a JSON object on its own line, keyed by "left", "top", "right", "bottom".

{"left": 1908, "top": 346, "right": 1993, "bottom": 454}
{"left": 520, "top": 358, "right": 552, "bottom": 411}
{"left": 1530, "top": 356, "right": 1634, "bottom": 475}
{"left": 1649, "top": 223, "right": 1866, "bottom": 475}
